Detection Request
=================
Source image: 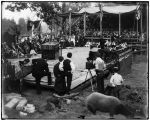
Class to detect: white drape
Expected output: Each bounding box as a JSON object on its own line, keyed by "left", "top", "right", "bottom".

{"left": 79, "top": 5, "right": 139, "bottom": 14}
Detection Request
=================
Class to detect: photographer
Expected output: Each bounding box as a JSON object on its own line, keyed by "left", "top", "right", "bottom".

{"left": 94, "top": 52, "right": 106, "bottom": 93}
{"left": 32, "top": 58, "right": 52, "bottom": 94}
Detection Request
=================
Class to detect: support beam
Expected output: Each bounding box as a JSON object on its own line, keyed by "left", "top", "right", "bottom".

{"left": 146, "top": 3, "right": 148, "bottom": 44}
{"left": 119, "top": 13, "right": 121, "bottom": 36}
{"left": 137, "top": 19, "right": 138, "bottom": 40}
{"left": 84, "top": 13, "right": 86, "bottom": 37}
{"left": 140, "top": 7, "right": 143, "bottom": 35}
{"left": 100, "top": 12, "right": 102, "bottom": 36}
{"left": 99, "top": 3, "right": 103, "bottom": 36}
{"left": 140, "top": 5, "right": 143, "bottom": 51}
{"left": 69, "top": 12, "right": 72, "bottom": 39}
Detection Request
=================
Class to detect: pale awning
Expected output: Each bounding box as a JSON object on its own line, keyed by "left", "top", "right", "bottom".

{"left": 103, "top": 5, "right": 139, "bottom": 14}
{"left": 78, "top": 4, "right": 139, "bottom": 14}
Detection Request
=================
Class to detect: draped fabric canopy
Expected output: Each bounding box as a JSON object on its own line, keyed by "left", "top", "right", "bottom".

{"left": 79, "top": 5, "right": 139, "bottom": 14}
{"left": 79, "top": 7, "right": 100, "bottom": 14}
{"left": 103, "top": 5, "right": 139, "bottom": 14}
{"left": 58, "top": 3, "right": 141, "bottom": 37}
{"left": 58, "top": 4, "right": 139, "bottom": 17}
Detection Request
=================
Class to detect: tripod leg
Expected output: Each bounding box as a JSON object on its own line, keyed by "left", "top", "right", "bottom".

{"left": 89, "top": 70, "right": 97, "bottom": 88}
{"left": 89, "top": 70, "right": 94, "bottom": 92}
{"left": 84, "top": 71, "right": 88, "bottom": 82}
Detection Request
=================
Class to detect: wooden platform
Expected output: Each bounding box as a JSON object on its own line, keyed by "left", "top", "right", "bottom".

{"left": 7, "top": 47, "right": 132, "bottom": 93}
{"left": 23, "top": 49, "right": 132, "bottom": 92}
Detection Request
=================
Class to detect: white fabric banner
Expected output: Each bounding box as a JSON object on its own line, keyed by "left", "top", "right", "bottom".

{"left": 79, "top": 5, "right": 139, "bottom": 14}
{"left": 103, "top": 5, "right": 139, "bottom": 14}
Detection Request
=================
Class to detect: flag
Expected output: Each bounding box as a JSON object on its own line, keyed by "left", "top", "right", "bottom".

{"left": 27, "top": 20, "right": 41, "bottom": 31}
{"left": 27, "top": 20, "right": 33, "bottom": 31}
{"left": 33, "top": 21, "right": 41, "bottom": 29}
{"left": 33, "top": 21, "right": 41, "bottom": 35}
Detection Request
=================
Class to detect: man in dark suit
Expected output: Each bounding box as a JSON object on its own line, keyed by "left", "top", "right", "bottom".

{"left": 53, "top": 56, "right": 66, "bottom": 96}
{"left": 32, "top": 58, "right": 52, "bottom": 94}
{"left": 59, "top": 52, "right": 75, "bottom": 94}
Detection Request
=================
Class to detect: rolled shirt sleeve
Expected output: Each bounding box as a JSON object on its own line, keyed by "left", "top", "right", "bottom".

{"left": 103, "top": 61, "right": 106, "bottom": 69}
{"left": 120, "top": 76, "right": 124, "bottom": 83}
{"left": 70, "top": 61, "right": 75, "bottom": 72}
{"left": 110, "top": 76, "right": 115, "bottom": 87}
{"left": 59, "top": 61, "right": 64, "bottom": 71}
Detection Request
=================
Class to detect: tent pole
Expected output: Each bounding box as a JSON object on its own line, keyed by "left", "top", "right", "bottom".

{"left": 137, "top": 19, "right": 138, "bottom": 41}
{"left": 69, "top": 11, "right": 72, "bottom": 40}
{"left": 140, "top": 7, "right": 143, "bottom": 35}
{"left": 119, "top": 13, "right": 121, "bottom": 36}
{"left": 140, "top": 5, "right": 143, "bottom": 52}
{"left": 99, "top": 3, "right": 103, "bottom": 36}
{"left": 146, "top": 3, "right": 148, "bottom": 48}
{"left": 100, "top": 12, "right": 102, "bottom": 36}
{"left": 84, "top": 12, "right": 86, "bottom": 37}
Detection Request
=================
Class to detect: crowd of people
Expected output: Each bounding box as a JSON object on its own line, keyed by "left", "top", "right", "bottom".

{"left": 2, "top": 33, "right": 87, "bottom": 59}
{"left": 85, "top": 29, "right": 147, "bottom": 40}
{"left": 2, "top": 31, "right": 128, "bottom": 98}
{"left": 104, "top": 39, "right": 127, "bottom": 51}
{"left": 2, "top": 35, "right": 44, "bottom": 58}
{"left": 2, "top": 28, "right": 147, "bottom": 59}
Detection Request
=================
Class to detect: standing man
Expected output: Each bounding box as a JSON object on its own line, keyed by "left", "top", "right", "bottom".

{"left": 60, "top": 52, "right": 75, "bottom": 94}
{"left": 110, "top": 68, "right": 124, "bottom": 98}
{"left": 32, "top": 58, "right": 52, "bottom": 94}
{"left": 53, "top": 56, "right": 66, "bottom": 96}
{"left": 94, "top": 52, "right": 106, "bottom": 93}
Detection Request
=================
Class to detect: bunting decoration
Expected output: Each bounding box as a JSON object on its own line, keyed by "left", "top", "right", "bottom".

{"left": 27, "top": 20, "right": 41, "bottom": 36}
{"left": 27, "top": 20, "right": 41, "bottom": 31}
{"left": 27, "top": 20, "right": 33, "bottom": 31}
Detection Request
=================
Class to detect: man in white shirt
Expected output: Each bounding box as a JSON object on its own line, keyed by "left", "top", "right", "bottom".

{"left": 94, "top": 52, "right": 106, "bottom": 93}
{"left": 110, "top": 68, "right": 124, "bottom": 98}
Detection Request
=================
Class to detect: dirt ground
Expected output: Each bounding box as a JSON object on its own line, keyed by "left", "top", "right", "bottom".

{"left": 2, "top": 48, "right": 148, "bottom": 119}
{"left": 3, "top": 85, "right": 147, "bottom": 119}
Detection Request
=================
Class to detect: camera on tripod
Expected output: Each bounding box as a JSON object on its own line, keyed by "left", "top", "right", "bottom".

{"left": 85, "top": 57, "right": 95, "bottom": 92}
{"left": 86, "top": 57, "right": 95, "bottom": 70}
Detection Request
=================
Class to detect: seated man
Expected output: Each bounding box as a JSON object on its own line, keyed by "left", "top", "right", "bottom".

{"left": 32, "top": 58, "right": 52, "bottom": 94}
{"left": 110, "top": 67, "right": 124, "bottom": 98}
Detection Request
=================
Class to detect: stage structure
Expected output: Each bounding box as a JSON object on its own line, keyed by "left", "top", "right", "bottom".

{"left": 58, "top": 3, "right": 141, "bottom": 38}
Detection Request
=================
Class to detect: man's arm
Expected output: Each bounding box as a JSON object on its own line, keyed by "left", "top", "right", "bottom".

{"left": 103, "top": 60, "right": 106, "bottom": 70}
{"left": 70, "top": 62, "right": 75, "bottom": 72}
{"left": 110, "top": 75, "right": 115, "bottom": 87}
{"left": 110, "top": 76, "right": 114, "bottom": 84}
{"left": 59, "top": 61, "right": 64, "bottom": 71}
{"left": 45, "top": 63, "right": 50, "bottom": 73}
{"left": 120, "top": 75, "right": 124, "bottom": 84}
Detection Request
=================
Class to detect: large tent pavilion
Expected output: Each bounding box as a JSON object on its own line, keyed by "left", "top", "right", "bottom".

{"left": 59, "top": 3, "right": 142, "bottom": 38}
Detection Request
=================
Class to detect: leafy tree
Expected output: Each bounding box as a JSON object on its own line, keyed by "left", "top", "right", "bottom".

{"left": 18, "top": 18, "right": 27, "bottom": 35}
{"left": 5, "top": 2, "right": 61, "bottom": 28}
{"left": 2, "top": 19, "right": 17, "bottom": 35}
{"left": 2, "top": 18, "right": 20, "bottom": 46}
{"left": 63, "top": 2, "right": 91, "bottom": 12}
{"left": 5, "top": 2, "right": 92, "bottom": 36}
